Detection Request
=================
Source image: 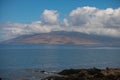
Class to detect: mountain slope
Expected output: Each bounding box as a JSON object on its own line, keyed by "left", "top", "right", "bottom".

{"left": 3, "top": 31, "right": 120, "bottom": 45}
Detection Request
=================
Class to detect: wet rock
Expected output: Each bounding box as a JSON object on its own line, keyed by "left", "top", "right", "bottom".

{"left": 42, "top": 68, "right": 120, "bottom": 80}
{"left": 41, "top": 76, "right": 66, "bottom": 80}
{"left": 58, "top": 69, "right": 80, "bottom": 75}
{"left": 87, "top": 67, "right": 101, "bottom": 75}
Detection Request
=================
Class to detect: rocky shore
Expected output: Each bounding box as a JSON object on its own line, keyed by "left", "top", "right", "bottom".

{"left": 0, "top": 68, "right": 120, "bottom": 80}
{"left": 42, "top": 67, "right": 120, "bottom": 80}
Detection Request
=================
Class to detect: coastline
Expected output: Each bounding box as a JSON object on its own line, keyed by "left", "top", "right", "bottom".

{"left": 42, "top": 67, "right": 120, "bottom": 80}
{"left": 1, "top": 67, "right": 120, "bottom": 80}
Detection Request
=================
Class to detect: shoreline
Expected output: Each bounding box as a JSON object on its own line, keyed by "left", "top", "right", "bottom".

{"left": 42, "top": 67, "right": 120, "bottom": 80}
{"left": 0, "top": 67, "right": 120, "bottom": 80}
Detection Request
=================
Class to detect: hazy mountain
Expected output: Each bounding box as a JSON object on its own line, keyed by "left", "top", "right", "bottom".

{"left": 2, "top": 31, "right": 120, "bottom": 45}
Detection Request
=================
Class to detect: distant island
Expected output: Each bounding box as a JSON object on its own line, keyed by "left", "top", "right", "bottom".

{"left": 2, "top": 31, "right": 120, "bottom": 45}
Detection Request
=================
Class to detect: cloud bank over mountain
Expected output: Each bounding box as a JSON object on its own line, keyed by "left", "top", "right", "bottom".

{"left": 0, "top": 6, "right": 120, "bottom": 41}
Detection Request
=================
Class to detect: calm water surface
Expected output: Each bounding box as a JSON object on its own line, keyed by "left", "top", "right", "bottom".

{"left": 0, "top": 44, "right": 120, "bottom": 79}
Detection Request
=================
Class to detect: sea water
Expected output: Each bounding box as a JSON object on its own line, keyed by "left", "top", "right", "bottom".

{"left": 0, "top": 44, "right": 120, "bottom": 80}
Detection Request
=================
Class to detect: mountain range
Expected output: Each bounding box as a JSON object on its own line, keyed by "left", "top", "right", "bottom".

{"left": 2, "top": 31, "right": 120, "bottom": 45}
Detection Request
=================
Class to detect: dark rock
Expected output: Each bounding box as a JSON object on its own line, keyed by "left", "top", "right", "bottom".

{"left": 87, "top": 67, "right": 101, "bottom": 75}
{"left": 58, "top": 69, "right": 80, "bottom": 75}
{"left": 42, "top": 68, "right": 120, "bottom": 80}
{"left": 106, "top": 74, "right": 116, "bottom": 80}
{"left": 41, "top": 76, "right": 66, "bottom": 80}
{"left": 40, "top": 70, "right": 46, "bottom": 73}
{"left": 94, "top": 72, "right": 104, "bottom": 78}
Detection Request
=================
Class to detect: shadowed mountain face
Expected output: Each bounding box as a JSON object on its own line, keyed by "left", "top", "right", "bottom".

{"left": 2, "top": 31, "right": 120, "bottom": 45}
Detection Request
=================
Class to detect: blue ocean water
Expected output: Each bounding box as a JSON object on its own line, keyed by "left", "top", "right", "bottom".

{"left": 0, "top": 44, "right": 120, "bottom": 79}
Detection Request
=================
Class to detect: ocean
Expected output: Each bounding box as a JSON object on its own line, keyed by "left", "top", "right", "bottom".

{"left": 0, "top": 44, "right": 120, "bottom": 80}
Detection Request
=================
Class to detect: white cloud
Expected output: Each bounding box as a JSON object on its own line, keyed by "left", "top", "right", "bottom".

{"left": 69, "top": 6, "right": 97, "bottom": 26}
{"left": 0, "top": 7, "right": 120, "bottom": 41}
{"left": 41, "top": 9, "right": 59, "bottom": 25}
{"left": 63, "top": 18, "right": 69, "bottom": 27}
{"left": 68, "top": 6, "right": 120, "bottom": 37}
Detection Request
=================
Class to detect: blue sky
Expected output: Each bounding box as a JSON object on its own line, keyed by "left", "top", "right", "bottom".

{"left": 0, "top": 0, "right": 120, "bottom": 23}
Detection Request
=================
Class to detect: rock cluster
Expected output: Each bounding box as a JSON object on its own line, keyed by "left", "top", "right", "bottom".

{"left": 42, "top": 67, "right": 120, "bottom": 80}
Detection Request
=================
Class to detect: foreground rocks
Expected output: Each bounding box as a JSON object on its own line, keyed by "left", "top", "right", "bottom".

{"left": 42, "top": 67, "right": 120, "bottom": 80}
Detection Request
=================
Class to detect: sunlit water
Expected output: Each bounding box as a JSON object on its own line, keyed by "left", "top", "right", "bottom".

{"left": 0, "top": 44, "right": 120, "bottom": 80}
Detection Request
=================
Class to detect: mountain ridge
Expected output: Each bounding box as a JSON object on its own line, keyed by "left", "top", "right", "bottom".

{"left": 2, "top": 31, "right": 120, "bottom": 45}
